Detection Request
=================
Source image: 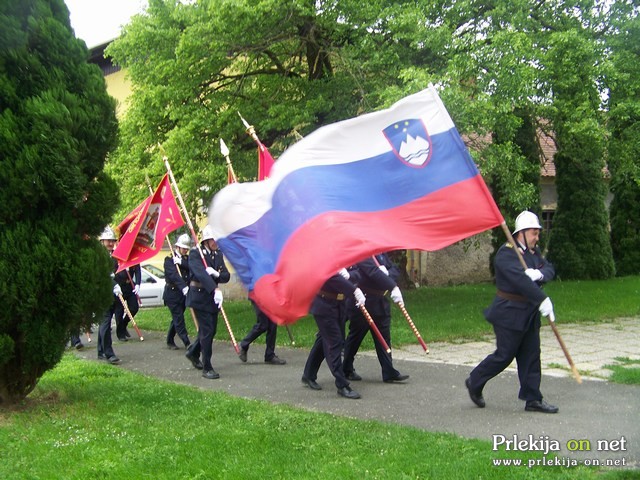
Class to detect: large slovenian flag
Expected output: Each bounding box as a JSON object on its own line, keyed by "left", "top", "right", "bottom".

{"left": 209, "top": 85, "right": 504, "bottom": 325}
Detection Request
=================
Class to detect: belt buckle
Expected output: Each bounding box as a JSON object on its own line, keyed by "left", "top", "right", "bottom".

{"left": 336, "top": 293, "right": 345, "bottom": 301}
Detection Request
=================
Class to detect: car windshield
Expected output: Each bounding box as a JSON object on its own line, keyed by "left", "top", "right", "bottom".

{"left": 143, "top": 264, "right": 165, "bottom": 279}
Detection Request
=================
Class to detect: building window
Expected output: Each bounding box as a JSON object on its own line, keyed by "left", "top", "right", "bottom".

{"left": 541, "top": 210, "right": 554, "bottom": 234}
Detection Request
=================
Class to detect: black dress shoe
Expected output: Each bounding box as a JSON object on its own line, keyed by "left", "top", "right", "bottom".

{"left": 185, "top": 352, "right": 203, "bottom": 370}
{"left": 107, "top": 356, "right": 121, "bottom": 365}
{"left": 117, "top": 336, "right": 128, "bottom": 342}
{"left": 525, "top": 400, "right": 558, "bottom": 414}
{"left": 383, "top": 374, "right": 409, "bottom": 383}
{"left": 74, "top": 342, "right": 84, "bottom": 350}
{"left": 337, "top": 386, "right": 361, "bottom": 399}
{"left": 345, "top": 371, "right": 362, "bottom": 381}
{"left": 465, "top": 378, "right": 485, "bottom": 408}
{"left": 238, "top": 348, "right": 247, "bottom": 363}
{"left": 301, "top": 376, "right": 322, "bottom": 390}
{"left": 167, "top": 344, "right": 180, "bottom": 350}
{"left": 125, "top": 329, "right": 131, "bottom": 338}
{"left": 202, "top": 369, "right": 220, "bottom": 379}
{"left": 97, "top": 354, "right": 106, "bottom": 361}
{"left": 265, "top": 355, "right": 286, "bottom": 365}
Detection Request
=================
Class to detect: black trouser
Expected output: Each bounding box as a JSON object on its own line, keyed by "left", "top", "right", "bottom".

{"left": 97, "top": 302, "right": 117, "bottom": 358}
{"left": 186, "top": 308, "right": 218, "bottom": 371}
{"left": 343, "top": 296, "right": 399, "bottom": 381}
{"left": 166, "top": 299, "right": 190, "bottom": 347}
{"left": 303, "top": 297, "right": 349, "bottom": 389}
{"left": 468, "top": 319, "right": 542, "bottom": 402}
{"left": 240, "top": 303, "right": 277, "bottom": 360}
{"left": 114, "top": 293, "right": 139, "bottom": 338}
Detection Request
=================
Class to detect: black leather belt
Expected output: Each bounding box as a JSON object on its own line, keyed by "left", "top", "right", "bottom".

{"left": 496, "top": 290, "right": 528, "bottom": 303}
{"left": 190, "top": 281, "right": 203, "bottom": 288}
{"left": 318, "top": 290, "right": 345, "bottom": 301}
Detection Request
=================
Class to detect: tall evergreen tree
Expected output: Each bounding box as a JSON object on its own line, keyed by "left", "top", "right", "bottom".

{"left": 544, "top": 23, "right": 615, "bottom": 279}
{"left": 0, "top": 0, "right": 119, "bottom": 404}
{"left": 607, "top": 3, "right": 640, "bottom": 276}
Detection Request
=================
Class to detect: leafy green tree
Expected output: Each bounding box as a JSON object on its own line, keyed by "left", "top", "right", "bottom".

{"left": 107, "top": 0, "right": 629, "bottom": 281}
{"left": 0, "top": 0, "right": 119, "bottom": 404}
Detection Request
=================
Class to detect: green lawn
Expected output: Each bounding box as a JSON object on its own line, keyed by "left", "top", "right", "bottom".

{"left": 0, "top": 356, "right": 634, "bottom": 480}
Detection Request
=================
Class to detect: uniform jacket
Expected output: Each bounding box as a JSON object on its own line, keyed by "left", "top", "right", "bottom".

{"left": 114, "top": 264, "right": 141, "bottom": 297}
{"left": 484, "top": 242, "right": 555, "bottom": 332}
{"left": 186, "top": 244, "right": 230, "bottom": 313}
{"left": 310, "top": 274, "right": 357, "bottom": 316}
{"left": 162, "top": 254, "right": 190, "bottom": 305}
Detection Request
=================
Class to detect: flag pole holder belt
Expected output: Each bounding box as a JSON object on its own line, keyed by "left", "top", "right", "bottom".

{"left": 318, "top": 290, "right": 345, "bottom": 301}
{"left": 496, "top": 290, "right": 528, "bottom": 303}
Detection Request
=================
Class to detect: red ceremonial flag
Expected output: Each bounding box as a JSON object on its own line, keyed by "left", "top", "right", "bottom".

{"left": 257, "top": 141, "right": 275, "bottom": 181}
{"left": 113, "top": 174, "right": 185, "bottom": 271}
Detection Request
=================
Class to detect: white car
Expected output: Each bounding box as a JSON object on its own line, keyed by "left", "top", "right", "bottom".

{"left": 138, "top": 264, "right": 166, "bottom": 307}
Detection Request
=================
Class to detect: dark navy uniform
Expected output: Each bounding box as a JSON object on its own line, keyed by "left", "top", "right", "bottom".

{"left": 185, "top": 244, "right": 230, "bottom": 372}
{"left": 302, "top": 274, "right": 358, "bottom": 390}
{"left": 467, "top": 241, "right": 555, "bottom": 402}
{"left": 113, "top": 264, "right": 141, "bottom": 340}
{"left": 344, "top": 254, "right": 404, "bottom": 382}
{"left": 163, "top": 253, "right": 191, "bottom": 348}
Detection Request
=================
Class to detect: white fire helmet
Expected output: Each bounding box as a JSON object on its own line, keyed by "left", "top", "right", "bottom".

{"left": 201, "top": 225, "right": 216, "bottom": 242}
{"left": 175, "top": 234, "right": 192, "bottom": 249}
{"left": 99, "top": 226, "right": 117, "bottom": 241}
{"left": 512, "top": 211, "right": 542, "bottom": 235}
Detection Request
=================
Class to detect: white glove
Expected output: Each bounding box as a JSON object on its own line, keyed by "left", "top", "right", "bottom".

{"left": 525, "top": 268, "right": 543, "bottom": 282}
{"left": 182, "top": 286, "right": 189, "bottom": 296}
{"left": 353, "top": 288, "right": 366, "bottom": 307}
{"left": 539, "top": 297, "right": 554, "bottom": 317}
{"left": 173, "top": 255, "right": 182, "bottom": 265}
{"left": 206, "top": 267, "right": 220, "bottom": 278}
{"left": 390, "top": 286, "right": 403, "bottom": 304}
{"left": 213, "top": 289, "right": 223, "bottom": 307}
{"left": 338, "top": 268, "right": 350, "bottom": 280}
{"left": 113, "top": 284, "right": 122, "bottom": 296}
{"left": 378, "top": 265, "right": 389, "bottom": 275}
{"left": 133, "top": 284, "right": 140, "bottom": 295}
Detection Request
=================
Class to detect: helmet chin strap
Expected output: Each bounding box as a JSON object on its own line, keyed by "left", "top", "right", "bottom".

{"left": 515, "top": 230, "right": 530, "bottom": 252}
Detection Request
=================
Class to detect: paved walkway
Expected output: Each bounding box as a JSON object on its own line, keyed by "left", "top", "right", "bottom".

{"left": 74, "top": 317, "right": 640, "bottom": 469}
{"left": 389, "top": 317, "right": 640, "bottom": 380}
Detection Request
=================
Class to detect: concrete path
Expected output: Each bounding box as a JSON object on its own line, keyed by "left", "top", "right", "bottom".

{"left": 74, "top": 317, "right": 640, "bottom": 469}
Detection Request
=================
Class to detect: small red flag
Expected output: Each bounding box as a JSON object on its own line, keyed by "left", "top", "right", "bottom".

{"left": 113, "top": 174, "right": 185, "bottom": 271}
{"left": 257, "top": 141, "right": 275, "bottom": 181}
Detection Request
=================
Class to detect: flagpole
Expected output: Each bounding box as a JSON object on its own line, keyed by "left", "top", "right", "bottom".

{"left": 219, "top": 139, "right": 238, "bottom": 183}
{"left": 159, "top": 146, "right": 239, "bottom": 353}
{"left": 238, "top": 112, "right": 264, "bottom": 151}
{"left": 145, "top": 175, "right": 200, "bottom": 333}
{"left": 117, "top": 293, "right": 144, "bottom": 341}
{"left": 371, "top": 255, "right": 428, "bottom": 354}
